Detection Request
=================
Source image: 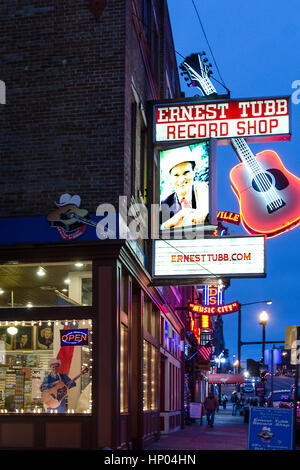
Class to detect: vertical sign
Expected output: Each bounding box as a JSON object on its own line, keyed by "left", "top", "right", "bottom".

{"left": 203, "top": 284, "right": 224, "bottom": 306}
{"left": 248, "top": 408, "right": 294, "bottom": 450}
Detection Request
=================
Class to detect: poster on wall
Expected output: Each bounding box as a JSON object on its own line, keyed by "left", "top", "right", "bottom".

{"left": 37, "top": 325, "right": 54, "bottom": 350}
{"left": 159, "top": 140, "right": 217, "bottom": 231}
{"left": 15, "top": 327, "right": 33, "bottom": 350}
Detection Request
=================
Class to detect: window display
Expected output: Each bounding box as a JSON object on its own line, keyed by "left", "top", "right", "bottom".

{"left": 143, "top": 340, "right": 158, "bottom": 412}
{"left": 120, "top": 324, "right": 128, "bottom": 413}
{"left": 0, "top": 319, "right": 92, "bottom": 414}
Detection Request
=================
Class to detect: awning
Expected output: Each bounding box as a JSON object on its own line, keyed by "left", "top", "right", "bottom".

{"left": 208, "top": 373, "right": 245, "bottom": 384}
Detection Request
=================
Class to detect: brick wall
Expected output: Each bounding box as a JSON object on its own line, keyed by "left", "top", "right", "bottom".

{"left": 0, "top": 0, "right": 180, "bottom": 217}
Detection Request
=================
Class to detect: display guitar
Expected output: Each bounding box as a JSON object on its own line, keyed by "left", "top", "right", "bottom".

{"left": 180, "top": 53, "right": 300, "bottom": 238}
{"left": 42, "top": 367, "right": 89, "bottom": 409}
{"left": 47, "top": 204, "right": 97, "bottom": 230}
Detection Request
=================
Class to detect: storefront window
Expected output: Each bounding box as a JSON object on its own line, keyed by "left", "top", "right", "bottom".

{"left": 0, "top": 319, "right": 92, "bottom": 414}
{"left": 143, "top": 340, "right": 150, "bottom": 411}
{"left": 120, "top": 324, "right": 128, "bottom": 413}
{"left": 143, "top": 340, "right": 158, "bottom": 411}
{"left": 0, "top": 261, "right": 92, "bottom": 308}
{"left": 150, "top": 345, "right": 158, "bottom": 410}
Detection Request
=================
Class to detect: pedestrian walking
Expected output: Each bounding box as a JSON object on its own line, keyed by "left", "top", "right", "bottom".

{"left": 203, "top": 392, "right": 219, "bottom": 427}
{"left": 231, "top": 391, "right": 239, "bottom": 416}
{"left": 221, "top": 393, "right": 228, "bottom": 410}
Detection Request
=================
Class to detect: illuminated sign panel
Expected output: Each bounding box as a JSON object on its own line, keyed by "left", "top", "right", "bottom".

{"left": 200, "top": 314, "right": 210, "bottom": 329}
{"left": 217, "top": 210, "right": 240, "bottom": 226}
{"left": 203, "top": 284, "right": 224, "bottom": 306}
{"left": 189, "top": 301, "right": 240, "bottom": 315}
{"left": 153, "top": 236, "right": 265, "bottom": 279}
{"left": 230, "top": 147, "right": 300, "bottom": 239}
{"left": 154, "top": 97, "right": 290, "bottom": 143}
{"left": 159, "top": 141, "right": 217, "bottom": 229}
{"left": 60, "top": 329, "right": 89, "bottom": 346}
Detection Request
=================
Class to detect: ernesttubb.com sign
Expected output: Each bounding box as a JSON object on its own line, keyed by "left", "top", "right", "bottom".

{"left": 153, "top": 236, "right": 265, "bottom": 278}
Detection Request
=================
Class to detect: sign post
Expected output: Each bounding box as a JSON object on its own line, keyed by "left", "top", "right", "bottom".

{"left": 248, "top": 407, "right": 294, "bottom": 450}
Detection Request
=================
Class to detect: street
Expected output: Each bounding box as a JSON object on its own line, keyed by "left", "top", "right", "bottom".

{"left": 265, "top": 375, "right": 294, "bottom": 394}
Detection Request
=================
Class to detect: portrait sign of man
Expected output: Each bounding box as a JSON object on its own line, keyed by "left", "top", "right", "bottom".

{"left": 160, "top": 142, "right": 210, "bottom": 229}
{"left": 16, "top": 327, "right": 33, "bottom": 350}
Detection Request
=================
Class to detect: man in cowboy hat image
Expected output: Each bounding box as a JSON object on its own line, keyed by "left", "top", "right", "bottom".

{"left": 160, "top": 146, "right": 209, "bottom": 229}
{"left": 40, "top": 358, "right": 76, "bottom": 413}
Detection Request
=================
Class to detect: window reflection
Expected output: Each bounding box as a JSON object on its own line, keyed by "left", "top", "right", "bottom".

{"left": 0, "top": 262, "right": 92, "bottom": 308}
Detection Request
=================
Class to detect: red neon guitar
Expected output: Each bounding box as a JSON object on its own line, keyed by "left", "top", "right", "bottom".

{"left": 180, "top": 53, "right": 300, "bottom": 238}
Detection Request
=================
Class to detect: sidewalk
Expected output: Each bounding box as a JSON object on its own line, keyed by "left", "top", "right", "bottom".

{"left": 146, "top": 408, "right": 248, "bottom": 451}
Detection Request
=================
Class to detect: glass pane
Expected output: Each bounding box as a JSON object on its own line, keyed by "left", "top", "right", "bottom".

{"left": 0, "top": 319, "right": 92, "bottom": 414}
{"left": 120, "top": 324, "right": 128, "bottom": 413}
{"left": 151, "top": 345, "right": 158, "bottom": 410}
{"left": 143, "top": 340, "right": 150, "bottom": 411}
{"left": 151, "top": 310, "right": 157, "bottom": 338}
{"left": 0, "top": 262, "right": 92, "bottom": 308}
{"left": 143, "top": 302, "right": 149, "bottom": 333}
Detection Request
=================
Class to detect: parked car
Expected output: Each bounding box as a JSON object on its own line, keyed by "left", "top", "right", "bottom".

{"left": 266, "top": 387, "right": 300, "bottom": 433}
{"left": 266, "top": 390, "right": 291, "bottom": 408}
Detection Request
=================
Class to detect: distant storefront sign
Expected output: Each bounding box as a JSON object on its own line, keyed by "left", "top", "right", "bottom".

{"left": 203, "top": 284, "right": 224, "bottom": 306}
{"left": 188, "top": 301, "right": 240, "bottom": 315}
{"left": 255, "top": 380, "right": 266, "bottom": 397}
{"left": 248, "top": 408, "right": 294, "bottom": 450}
{"left": 208, "top": 373, "right": 244, "bottom": 384}
{"left": 285, "top": 325, "right": 300, "bottom": 364}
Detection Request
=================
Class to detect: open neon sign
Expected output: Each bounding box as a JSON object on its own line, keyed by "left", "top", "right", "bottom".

{"left": 60, "top": 329, "right": 89, "bottom": 346}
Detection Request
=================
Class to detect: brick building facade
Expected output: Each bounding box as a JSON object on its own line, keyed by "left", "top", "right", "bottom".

{"left": 0, "top": 0, "right": 180, "bottom": 216}
{"left": 0, "top": 0, "right": 195, "bottom": 450}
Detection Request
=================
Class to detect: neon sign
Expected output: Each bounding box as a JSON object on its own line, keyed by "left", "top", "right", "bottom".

{"left": 60, "top": 329, "right": 89, "bottom": 346}
{"left": 203, "top": 284, "right": 224, "bottom": 306}
{"left": 217, "top": 210, "right": 240, "bottom": 226}
{"left": 189, "top": 301, "right": 240, "bottom": 315}
{"left": 230, "top": 148, "right": 300, "bottom": 239}
{"left": 176, "top": 52, "right": 298, "bottom": 240}
{"left": 190, "top": 318, "right": 200, "bottom": 341}
{"left": 200, "top": 315, "right": 210, "bottom": 329}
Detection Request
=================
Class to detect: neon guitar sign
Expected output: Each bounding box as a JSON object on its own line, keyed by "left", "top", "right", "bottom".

{"left": 180, "top": 53, "right": 300, "bottom": 238}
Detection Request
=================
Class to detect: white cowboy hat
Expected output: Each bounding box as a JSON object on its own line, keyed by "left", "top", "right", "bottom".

{"left": 55, "top": 193, "right": 81, "bottom": 207}
{"left": 160, "top": 146, "right": 196, "bottom": 176}
{"left": 48, "top": 358, "right": 61, "bottom": 367}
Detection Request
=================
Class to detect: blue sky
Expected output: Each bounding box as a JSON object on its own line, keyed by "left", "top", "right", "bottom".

{"left": 167, "top": 0, "right": 300, "bottom": 365}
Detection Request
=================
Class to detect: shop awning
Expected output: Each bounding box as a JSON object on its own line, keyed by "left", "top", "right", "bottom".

{"left": 208, "top": 373, "right": 245, "bottom": 384}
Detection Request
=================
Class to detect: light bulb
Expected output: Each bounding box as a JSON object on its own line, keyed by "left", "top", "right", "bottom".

{"left": 7, "top": 326, "right": 18, "bottom": 335}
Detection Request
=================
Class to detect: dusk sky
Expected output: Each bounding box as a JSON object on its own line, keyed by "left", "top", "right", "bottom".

{"left": 167, "top": 0, "right": 300, "bottom": 365}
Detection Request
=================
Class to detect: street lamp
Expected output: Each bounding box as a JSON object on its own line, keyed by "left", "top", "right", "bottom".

{"left": 259, "top": 311, "right": 269, "bottom": 364}
{"left": 233, "top": 360, "right": 239, "bottom": 374}
{"left": 237, "top": 300, "right": 272, "bottom": 373}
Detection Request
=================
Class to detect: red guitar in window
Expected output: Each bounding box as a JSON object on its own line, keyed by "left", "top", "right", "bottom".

{"left": 180, "top": 53, "right": 300, "bottom": 238}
